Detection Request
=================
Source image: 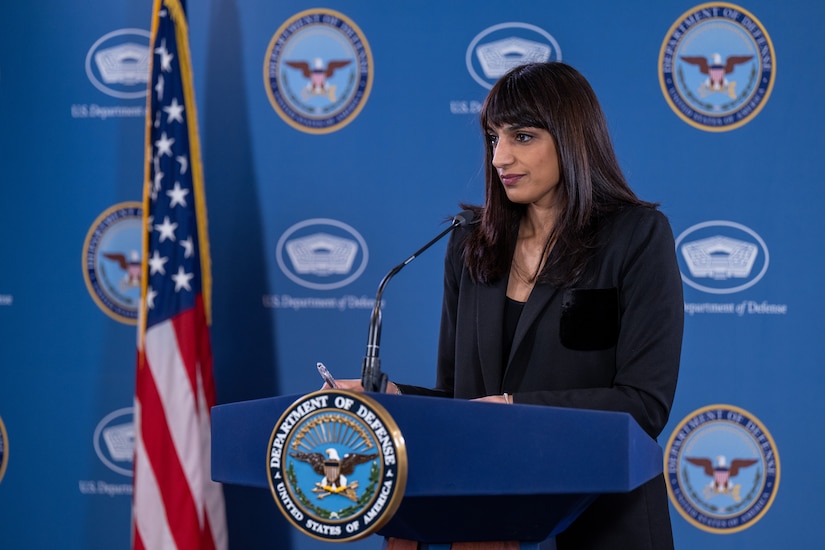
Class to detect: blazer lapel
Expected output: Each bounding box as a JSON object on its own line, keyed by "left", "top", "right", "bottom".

{"left": 475, "top": 275, "right": 508, "bottom": 395}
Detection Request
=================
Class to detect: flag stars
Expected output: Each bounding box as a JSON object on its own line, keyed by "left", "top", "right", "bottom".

{"left": 151, "top": 157, "right": 164, "bottom": 201}
{"left": 153, "top": 161, "right": 163, "bottom": 188}
{"left": 154, "top": 216, "right": 178, "bottom": 242}
{"left": 153, "top": 169, "right": 164, "bottom": 195}
{"left": 155, "top": 39, "right": 174, "bottom": 72}
{"left": 146, "top": 286, "right": 158, "bottom": 309}
{"left": 167, "top": 182, "right": 189, "bottom": 208}
{"left": 163, "top": 97, "right": 185, "bottom": 124}
{"left": 148, "top": 250, "right": 169, "bottom": 275}
{"left": 180, "top": 237, "right": 194, "bottom": 258}
{"left": 155, "top": 132, "right": 175, "bottom": 157}
{"left": 172, "top": 266, "right": 194, "bottom": 292}
{"left": 138, "top": 7, "right": 226, "bottom": 544}
{"left": 154, "top": 74, "right": 165, "bottom": 102}
{"left": 176, "top": 155, "right": 188, "bottom": 175}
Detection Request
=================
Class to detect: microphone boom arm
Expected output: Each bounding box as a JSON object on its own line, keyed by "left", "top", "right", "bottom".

{"left": 361, "top": 212, "right": 472, "bottom": 392}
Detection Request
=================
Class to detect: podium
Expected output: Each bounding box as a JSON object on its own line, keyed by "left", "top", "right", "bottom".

{"left": 211, "top": 392, "right": 663, "bottom": 545}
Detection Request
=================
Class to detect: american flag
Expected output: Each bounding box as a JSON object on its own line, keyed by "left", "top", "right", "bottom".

{"left": 133, "top": 1, "right": 227, "bottom": 548}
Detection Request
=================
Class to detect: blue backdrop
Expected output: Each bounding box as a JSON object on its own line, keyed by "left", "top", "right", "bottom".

{"left": 1, "top": 1, "right": 823, "bottom": 549}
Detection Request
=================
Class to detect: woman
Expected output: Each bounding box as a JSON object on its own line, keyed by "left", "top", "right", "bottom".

{"left": 340, "top": 62, "right": 684, "bottom": 549}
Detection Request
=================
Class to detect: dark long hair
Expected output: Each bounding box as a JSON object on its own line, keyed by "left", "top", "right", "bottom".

{"left": 463, "top": 62, "right": 653, "bottom": 286}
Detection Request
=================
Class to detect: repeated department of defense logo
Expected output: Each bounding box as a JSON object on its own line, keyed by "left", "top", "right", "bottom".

{"left": 675, "top": 220, "right": 769, "bottom": 294}
{"left": 276, "top": 218, "right": 368, "bottom": 290}
{"left": 85, "top": 29, "right": 151, "bottom": 99}
{"left": 659, "top": 3, "right": 776, "bottom": 131}
{"left": 665, "top": 405, "right": 780, "bottom": 533}
{"left": 93, "top": 408, "right": 134, "bottom": 477}
{"left": 82, "top": 202, "right": 143, "bottom": 324}
{"left": 267, "top": 390, "right": 407, "bottom": 542}
{"left": 0, "top": 415, "right": 8, "bottom": 485}
{"left": 466, "top": 22, "right": 562, "bottom": 89}
{"left": 264, "top": 9, "right": 373, "bottom": 134}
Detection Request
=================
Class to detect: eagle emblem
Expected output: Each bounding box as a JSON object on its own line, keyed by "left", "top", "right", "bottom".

{"left": 680, "top": 53, "right": 754, "bottom": 99}
{"left": 285, "top": 58, "right": 352, "bottom": 102}
{"left": 103, "top": 250, "right": 141, "bottom": 290}
{"left": 686, "top": 455, "right": 758, "bottom": 502}
{"left": 290, "top": 448, "right": 377, "bottom": 502}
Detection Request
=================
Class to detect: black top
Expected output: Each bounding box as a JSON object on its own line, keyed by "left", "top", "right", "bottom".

{"left": 502, "top": 296, "right": 525, "bottom": 379}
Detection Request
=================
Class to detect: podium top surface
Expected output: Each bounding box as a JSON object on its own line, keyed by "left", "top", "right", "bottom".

{"left": 212, "top": 392, "right": 663, "bottom": 497}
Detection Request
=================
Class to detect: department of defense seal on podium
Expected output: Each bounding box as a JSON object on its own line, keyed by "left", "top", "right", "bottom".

{"left": 267, "top": 390, "right": 407, "bottom": 542}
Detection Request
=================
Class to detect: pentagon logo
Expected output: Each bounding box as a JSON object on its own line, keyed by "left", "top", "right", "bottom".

{"left": 276, "top": 218, "right": 368, "bottom": 290}
{"left": 675, "top": 220, "right": 769, "bottom": 294}
{"left": 85, "top": 29, "right": 151, "bottom": 99}
{"left": 93, "top": 408, "right": 135, "bottom": 477}
{"left": 466, "top": 22, "right": 562, "bottom": 89}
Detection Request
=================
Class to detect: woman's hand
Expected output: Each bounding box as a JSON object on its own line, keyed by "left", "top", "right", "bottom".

{"left": 321, "top": 379, "right": 402, "bottom": 394}
{"left": 323, "top": 379, "right": 364, "bottom": 392}
{"left": 472, "top": 394, "right": 511, "bottom": 404}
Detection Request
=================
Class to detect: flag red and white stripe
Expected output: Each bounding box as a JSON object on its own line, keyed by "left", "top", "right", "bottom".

{"left": 133, "top": 1, "right": 227, "bottom": 548}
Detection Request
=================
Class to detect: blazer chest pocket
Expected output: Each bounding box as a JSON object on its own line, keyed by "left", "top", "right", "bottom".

{"left": 560, "top": 288, "right": 619, "bottom": 351}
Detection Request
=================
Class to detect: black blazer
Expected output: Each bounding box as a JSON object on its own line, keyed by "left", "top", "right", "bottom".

{"left": 399, "top": 206, "right": 684, "bottom": 549}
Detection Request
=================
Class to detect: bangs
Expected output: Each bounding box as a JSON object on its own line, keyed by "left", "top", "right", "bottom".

{"left": 481, "top": 70, "right": 549, "bottom": 131}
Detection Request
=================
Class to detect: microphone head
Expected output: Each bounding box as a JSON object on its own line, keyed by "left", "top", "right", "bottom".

{"left": 453, "top": 209, "right": 476, "bottom": 227}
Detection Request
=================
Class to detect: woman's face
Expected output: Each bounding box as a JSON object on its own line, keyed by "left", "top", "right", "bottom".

{"left": 487, "top": 124, "right": 561, "bottom": 209}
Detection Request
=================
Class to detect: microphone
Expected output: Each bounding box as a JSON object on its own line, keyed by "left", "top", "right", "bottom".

{"left": 361, "top": 210, "right": 476, "bottom": 392}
